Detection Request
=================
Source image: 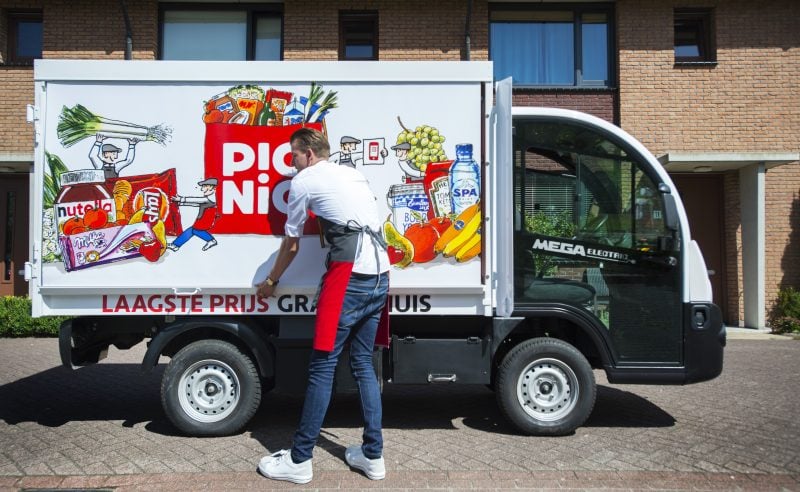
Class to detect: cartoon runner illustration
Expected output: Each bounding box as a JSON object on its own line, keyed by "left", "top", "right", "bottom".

{"left": 329, "top": 136, "right": 387, "bottom": 168}
{"left": 168, "top": 178, "right": 219, "bottom": 252}
{"left": 89, "top": 134, "right": 139, "bottom": 179}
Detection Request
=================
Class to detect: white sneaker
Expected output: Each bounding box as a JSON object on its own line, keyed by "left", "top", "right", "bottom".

{"left": 166, "top": 243, "right": 178, "bottom": 251}
{"left": 257, "top": 449, "right": 312, "bottom": 484}
{"left": 202, "top": 239, "right": 217, "bottom": 251}
{"left": 345, "top": 445, "right": 385, "bottom": 480}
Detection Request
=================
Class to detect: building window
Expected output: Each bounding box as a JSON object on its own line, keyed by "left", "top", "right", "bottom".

{"left": 674, "top": 9, "right": 715, "bottom": 63}
{"left": 6, "top": 11, "right": 43, "bottom": 65}
{"left": 160, "top": 5, "right": 282, "bottom": 60}
{"left": 339, "top": 11, "right": 378, "bottom": 60}
{"left": 490, "top": 4, "right": 613, "bottom": 87}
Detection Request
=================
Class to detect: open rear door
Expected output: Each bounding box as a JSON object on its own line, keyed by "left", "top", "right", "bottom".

{"left": 493, "top": 77, "right": 513, "bottom": 317}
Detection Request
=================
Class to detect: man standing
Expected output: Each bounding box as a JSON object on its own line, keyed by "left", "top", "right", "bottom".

{"left": 255, "top": 128, "right": 390, "bottom": 484}
{"left": 168, "top": 178, "right": 219, "bottom": 252}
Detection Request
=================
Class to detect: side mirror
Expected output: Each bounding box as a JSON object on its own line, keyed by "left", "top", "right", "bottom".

{"left": 662, "top": 193, "right": 679, "bottom": 232}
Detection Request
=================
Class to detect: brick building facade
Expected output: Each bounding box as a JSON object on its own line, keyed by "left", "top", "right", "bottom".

{"left": 0, "top": 0, "right": 797, "bottom": 328}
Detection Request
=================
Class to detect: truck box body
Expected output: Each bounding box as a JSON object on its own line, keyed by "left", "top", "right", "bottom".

{"left": 31, "top": 61, "right": 492, "bottom": 318}
{"left": 27, "top": 60, "right": 725, "bottom": 437}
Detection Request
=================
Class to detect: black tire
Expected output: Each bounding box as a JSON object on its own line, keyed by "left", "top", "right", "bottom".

{"left": 161, "top": 339, "right": 261, "bottom": 436}
{"left": 496, "top": 337, "right": 596, "bottom": 436}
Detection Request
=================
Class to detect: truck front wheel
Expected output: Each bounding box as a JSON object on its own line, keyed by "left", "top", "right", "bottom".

{"left": 161, "top": 339, "right": 261, "bottom": 436}
{"left": 496, "top": 337, "right": 596, "bottom": 435}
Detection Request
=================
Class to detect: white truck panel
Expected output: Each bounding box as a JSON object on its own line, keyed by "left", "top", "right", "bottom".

{"left": 31, "top": 61, "right": 494, "bottom": 317}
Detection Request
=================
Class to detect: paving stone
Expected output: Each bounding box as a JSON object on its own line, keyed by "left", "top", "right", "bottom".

{"left": 0, "top": 339, "right": 798, "bottom": 490}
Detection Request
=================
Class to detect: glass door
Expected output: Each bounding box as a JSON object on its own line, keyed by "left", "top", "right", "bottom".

{"left": 513, "top": 118, "right": 682, "bottom": 364}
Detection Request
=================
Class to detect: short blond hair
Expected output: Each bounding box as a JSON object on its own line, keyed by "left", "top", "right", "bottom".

{"left": 290, "top": 128, "right": 330, "bottom": 159}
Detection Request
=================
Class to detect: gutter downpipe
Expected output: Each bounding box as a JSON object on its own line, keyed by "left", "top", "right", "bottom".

{"left": 121, "top": 0, "right": 133, "bottom": 60}
{"left": 464, "top": 0, "right": 472, "bottom": 61}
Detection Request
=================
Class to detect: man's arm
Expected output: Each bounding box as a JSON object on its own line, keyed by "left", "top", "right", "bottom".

{"left": 115, "top": 139, "right": 138, "bottom": 174}
{"left": 255, "top": 236, "right": 300, "bottom": 298}
{"left": 89, "top": 141, "right": 103, "bottom": 169}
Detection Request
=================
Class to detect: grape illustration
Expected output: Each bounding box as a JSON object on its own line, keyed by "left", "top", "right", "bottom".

{"left": 396, "top": 117, "right": 447, "bottom": 173}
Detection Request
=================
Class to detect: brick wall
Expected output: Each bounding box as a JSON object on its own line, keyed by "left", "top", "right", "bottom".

{"left": 723, "top": 171, "right": 742, "bottom": 323}
{"left": 42, "top": 0, "right": 157, "bottom": 60}
{"left": 617, "top": 0, "right": 800, "bottom": 323}
{"left": 284, "top": 0, "right": 488, "bottom": 61}
{"left": 512, "top": 90, "right": 617, "bottom": 124}
{"left": 0, "top": 0, "right": 43, "bottom": 154}
{"left": 0, "top": 0, "right": 157, "bottom": 155}
{"left": 765, "top": 164, "right": 800, "bottom": 317}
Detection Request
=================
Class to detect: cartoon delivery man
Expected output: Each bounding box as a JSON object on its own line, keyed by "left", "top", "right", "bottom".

{"left": 391, "top": 142, "right": 423, "bottom": 180}
{"left": 89, "top": 134, "right": 139, "bottom": 179}
{"left": 168, "top": 178, "right": 219, "bottom": 252}
{"left": 329, "top": 136, "right": 387, "bottom": 168}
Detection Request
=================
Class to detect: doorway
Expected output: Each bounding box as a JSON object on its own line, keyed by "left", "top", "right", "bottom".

{"left": 670, "top": 174, "right": 727, "bottom": 319}
{"left": 0, "top": 174, "right": 30, "bottom": 296}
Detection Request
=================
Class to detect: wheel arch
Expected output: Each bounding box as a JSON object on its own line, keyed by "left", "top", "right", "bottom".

{"left": 142, "top": 318, "right": 275, "bottom": 379}
{"left": 494, "top": 304, "right": 615, "bottom": 372}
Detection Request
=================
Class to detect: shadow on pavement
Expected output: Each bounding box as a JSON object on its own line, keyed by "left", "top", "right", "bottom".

{"left": 1, "top": 365, "right": 673, "bottom": 439}
{"left": 0, "top": 363, "right": 177, "bottom": 434}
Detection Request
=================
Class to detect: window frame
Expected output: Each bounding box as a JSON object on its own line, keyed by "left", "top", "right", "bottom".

{"left": 6, "top": 10, "right": 43, "bottom": 66}
{"left": 674, "top": 8, "right": 716, "bottom": 65}
{"left": 158, "top": 3, "right": 283, "bottom": 61}
{"left": 489, "top": 3, "right": 616, "bottom": 89}
{"left": 339, "top": 10, "right": 379, "bottom": 61}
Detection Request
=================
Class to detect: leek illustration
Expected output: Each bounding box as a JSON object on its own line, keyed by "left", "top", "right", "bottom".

{"left": 57, "top": 104, "right": 172, "bottom": 148}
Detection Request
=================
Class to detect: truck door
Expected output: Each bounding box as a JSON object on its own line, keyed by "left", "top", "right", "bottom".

{"left": 512, "top": 117, "right": 682, "bottom": 365}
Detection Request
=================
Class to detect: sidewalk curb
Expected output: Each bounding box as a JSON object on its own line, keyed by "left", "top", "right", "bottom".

{"left": 726, "top": 326, "right": 797, "bottom": 340}
{"left": 4, "top": 470, "right": 799, "bottom": 491}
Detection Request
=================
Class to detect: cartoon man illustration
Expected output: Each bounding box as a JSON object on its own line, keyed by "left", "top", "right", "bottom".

{"left": 329, "top": 136, "right": 387, "bottom": 168}
{"left": 167, "top": 178, "right": 219, "bottom": 252}
{"left": 391, "top": 142, "right": 423, "bottom": 180}
{"left": 89, "top": 134, "right": 139, "bottom": 179}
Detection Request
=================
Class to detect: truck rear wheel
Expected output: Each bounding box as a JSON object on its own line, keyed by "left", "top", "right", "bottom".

{"left": 161, "top": 339, "right": 261, "bottom": 436}
{"left": 496, "top": 337, "right": 596, "bottom": 435}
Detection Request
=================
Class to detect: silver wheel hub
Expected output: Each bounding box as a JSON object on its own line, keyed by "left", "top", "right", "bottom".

{"left": 517, "top": 357, "right": 579, "bottom": 422}
{"left": 178, "top": 359, "right": 240, "bottom": 423}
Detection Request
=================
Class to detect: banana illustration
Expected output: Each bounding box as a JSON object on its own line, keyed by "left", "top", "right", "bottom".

{"left": 128, "top": 209, "right": 145, "bottom": 224}
{"left": 442, "top": 211, "right": 481, "bottom": 257}
{"left": 434, "top": 202, "right": 480, "bottom": 254}
{"left": 455, "top": 228, "right": 481, "bottom": 262}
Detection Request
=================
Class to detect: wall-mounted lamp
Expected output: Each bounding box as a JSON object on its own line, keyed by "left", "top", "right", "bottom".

{"left": 693, "top": 165, "right": 713, "bottom": 173}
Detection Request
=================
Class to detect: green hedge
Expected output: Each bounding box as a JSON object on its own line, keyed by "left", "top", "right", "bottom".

{"left": 770, "top": 287, "right": 800, "bottom": 334}
{"left": 0, "top": 296, "right": 69, "bottom": 337}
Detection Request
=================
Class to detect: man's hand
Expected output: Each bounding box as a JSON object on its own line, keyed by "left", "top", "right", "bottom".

{"left": 96, "top": 134, "right": 106, "bottom": 142}
{"left": 255, "top": 279, "right": 276, "bottom": 299}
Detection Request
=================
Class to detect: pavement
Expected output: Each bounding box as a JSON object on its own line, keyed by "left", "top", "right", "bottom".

{"left": 0, "top": 331, "right": 798, "bottom": 491}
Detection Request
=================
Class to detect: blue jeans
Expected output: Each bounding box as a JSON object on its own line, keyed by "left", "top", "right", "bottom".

{"left": 291, "top": 272, "right": 389, "bottom": 463}
{"left": 172, "top": 226, "right": 214, "bottom": 248}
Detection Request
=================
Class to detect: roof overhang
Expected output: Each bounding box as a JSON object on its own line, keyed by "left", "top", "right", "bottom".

{"left": 0, "top": 152, "right": 33, "bottom": 173}
{"left": 658, "top": 152, "right": 799, "bottom": 173}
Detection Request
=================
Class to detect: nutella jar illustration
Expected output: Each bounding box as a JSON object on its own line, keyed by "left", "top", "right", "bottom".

{"left": 54, "top": 179, "right": 117, "bottom": 238}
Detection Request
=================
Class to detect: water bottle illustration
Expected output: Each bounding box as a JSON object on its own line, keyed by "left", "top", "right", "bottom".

{"left": 449, "top": 143, "right": 480, "bottom": 216}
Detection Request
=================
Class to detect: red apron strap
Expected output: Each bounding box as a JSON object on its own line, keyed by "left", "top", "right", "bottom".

{"left": 312, "top": 261, "right": 353, "bottom": 351}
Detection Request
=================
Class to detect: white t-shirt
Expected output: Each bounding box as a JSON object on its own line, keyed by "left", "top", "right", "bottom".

{"left": 285, "top": 160, "right": 390, "bottom": 274}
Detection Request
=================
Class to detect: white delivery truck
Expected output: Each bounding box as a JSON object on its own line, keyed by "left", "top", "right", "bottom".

{"left": 26, "top": 60, "right": 724, "bottom": 437}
